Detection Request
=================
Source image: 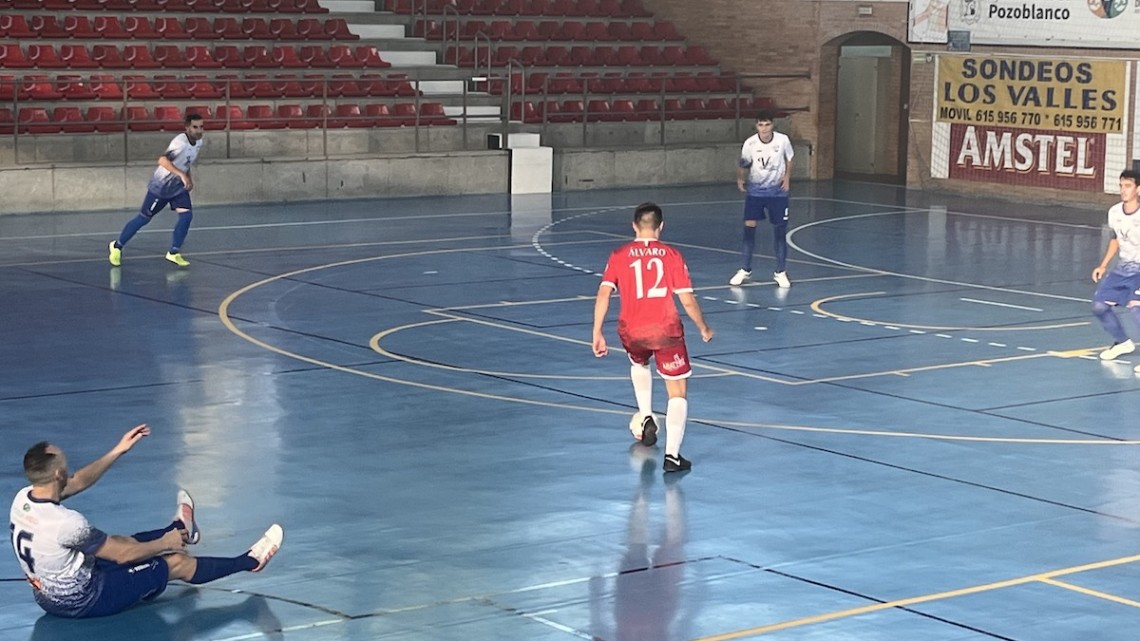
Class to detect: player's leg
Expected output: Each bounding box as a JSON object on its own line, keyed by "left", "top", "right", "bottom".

{"left": 110, "top": 192, "right": 166, "bottom": 266}
{"left": 770, "top": 196, "right": 791, "bottom": 287}
{"left": 166, "top": 193, "right": 194, "bottom": 267}
{"left": 731, "top": 197, "right": 764, "bottom": 285}
{"left": 164, "top": 523, "right": 284, "bottom": 585}
{"left": 1093, "top": 274, "right": 1135, "bottom": 359}
{"left": 655, "top": 341, "right": 693, "bottom": 471}
{"left": 620, "top": 338, "right": 658, "bottom": 445}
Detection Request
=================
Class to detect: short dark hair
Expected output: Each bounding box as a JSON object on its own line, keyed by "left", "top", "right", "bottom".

{"left": 1121, "top": 169, "right": 1140, "bottom": 184}
{"left": 23, "top": 442, "right": 60, "bottom": 485}
{"left": 633, "top": 202, "right": 663, "bottom": 230}
{"left": 184, "top": 112, "right": 203, "bottom": 126}
{"left": 756, "top": 109, "right": 776, "bottom": 124}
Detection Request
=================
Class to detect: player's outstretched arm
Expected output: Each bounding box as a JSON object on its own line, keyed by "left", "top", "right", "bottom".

{"left": 62, "top": 424, "right": 150, "bottom": 499}
{"left": 677, "top": 292, "right": 714, "bottom": 342}
{"left": 592, "top": 285, "right": 614, "bottom": 357}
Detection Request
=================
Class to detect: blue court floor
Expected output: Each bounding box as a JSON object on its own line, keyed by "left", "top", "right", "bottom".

{"left": 3, "top": 181, "right": 1140, "bottom": 641}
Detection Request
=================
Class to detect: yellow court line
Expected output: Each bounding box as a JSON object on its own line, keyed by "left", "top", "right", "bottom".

{"left": 1039, "top": 578, "right": 1140, "bottom": 609}
{"left": 811, "top": 292, "right": 1091, "bottom": 332}
{"left": 220, "top": 245, "right": 1140, "bottom": 445}
{"left": 368, "top": 315, "right": 731, "bottom": 381}
{"left": 693, "top": 554, "right": 1140, "bottom": 641}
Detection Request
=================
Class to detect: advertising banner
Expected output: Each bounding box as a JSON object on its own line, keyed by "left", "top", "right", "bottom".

{"left": 930, "top": 54, "right": 1130, "bottom": 192}
{"left": 909, "top": 0, "right": 1138, "bottom": 48}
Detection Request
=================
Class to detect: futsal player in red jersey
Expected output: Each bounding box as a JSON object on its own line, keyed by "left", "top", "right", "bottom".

{"left": 592, "top": 202, "right": 714, "bottom": 472}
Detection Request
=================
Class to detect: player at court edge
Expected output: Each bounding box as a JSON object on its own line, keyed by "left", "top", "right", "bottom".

{"left": 1091, "top": 168, "right": 1140, "bottom": 373}
{"left": 593, "top": 202, "right": 714, "bottom": 472}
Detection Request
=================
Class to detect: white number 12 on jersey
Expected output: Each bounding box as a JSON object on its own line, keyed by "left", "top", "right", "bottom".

{"left": 629, "top": 258, "right": 668, "bottom": 299}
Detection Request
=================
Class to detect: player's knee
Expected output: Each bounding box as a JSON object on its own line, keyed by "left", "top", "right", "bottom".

{"left": 1092, "top": 300, "right": 1113, "bottom": 316}
{"left": 744, "top": 220, "right": 758, "bottom": 228}
{"left": 174, "top": 208, "right": 192, "bottom": 219}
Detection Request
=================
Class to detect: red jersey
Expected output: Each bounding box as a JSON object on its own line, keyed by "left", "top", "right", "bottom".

{"left": 600, "top": 239, "right": 693, "bottom": 346}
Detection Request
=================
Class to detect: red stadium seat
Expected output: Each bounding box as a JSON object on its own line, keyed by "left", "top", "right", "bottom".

{"left": 270, "top": 18, "right": 303, "bottom": 40}
{"left": 299, "top": 45, "right": 335, "bottom": 67}
{"left": 31, "top": 16, "right": 69, "bottom": 39}
{"left": 420, "top": 102, "right": 456, "bottom": 125}
{"left": 213, "top": 45, "right": 250, "bottom": 68}
{"left": 90, "top": 74, "right": 124, "bottom": 100}
{"left": 247, "top": 104, "right": 285, "bottom": 129}
{"left": 215, "top": 105, "right": 256, "bottom": 130}
{"left": 18, "top": 108, "right": 58, "bottom": 135}
{"left": 153, "top": 75, "right": 192, "bottom": 99}
{"left": 154, "top": 45, "right": 190, "bottom": 68}
{"left": 154, "top": 17, "right": 192, "bottom": 40}
{"left": 58, "top": 75, "right": 97, "bottom": 101}
{"left": 61, "top": 45, "right": 98, "bottom": 70}
{"left": 272, "top": 46, "right": 307, "bottom": 68}
{"left": 92, "top": 16, "right": 131, "bottom": 40}
{"left": 276, "top": 104, "right": 315, "bottom": 128}
{"left": 244, "top": 45, "right": 275, "bottom": 67}
{"left": 185, "top": 45, "right": 222, "bottom": 68}
{"left": 53, "top": 107, "right": 93, "bottom": 134}
{"left": 241, "top": 17, "right": 272, "bottom": 39}
{"left": 0, "top": 45, "right": 32, "bottom": 69}
{"left": 296, "top": 18, "right": 328, "bottom": 39}
{"left": 28, "top": 45, "right": 67, "bottom": 69}
{"left": 0, "top": 108, "right": 13, "bottom": 136}
{"left": 25, "top": 75, "right": 63, "bottom": 100}
{"left": 0, "top": 15, "right": 36, "bottom": 39}
{"left": 634, "top": 98, "right": 660, "bottom": 120}
{"left": 86, "top": 107, "right": 123, "bottom": 133}
{"left": 154, "top": 106, "right": 184, "bottom": 131}
{"left": 356, "top": 46, "right": 390, "bottom": 68}
{"left": 184, "top": 17, "right": 216, "bottom": 39}
{"left": 123, "top": 45, "right": 161, "bottom": 69}
{"left": 324, "top": 18, "right": 358, "bottom": 40}
{"left": 304, "top": 103, "right": 334, "bottom": 127}
{"left": 364, "top": 103, "right": 394, "bottom": 126}
{"left": 327, "top": 74, "right": 365, "bottom": 97}
{"left": 213, "top": 17, "right": 244, "bottom": 39}
{"left": 125, "top": 17, "right": 161, "bottom": 40}
{"left": 392, "top": 103, "right": 417, "bottom": 126}
{"left": 124, "top": 75, "right": 161, "bottom": 99}
{"left": 328, "top": 44, "right": 363, "bottom": 67}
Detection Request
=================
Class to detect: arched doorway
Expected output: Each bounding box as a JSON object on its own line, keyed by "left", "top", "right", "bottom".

{"left": 830, "top": 32, "right": 910, "bottom": 183}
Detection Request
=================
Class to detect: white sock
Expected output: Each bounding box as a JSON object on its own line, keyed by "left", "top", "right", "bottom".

{"left": 665, "top": 397, "right": 688, "bottom": 456}
{"left": 630, "top": 364, "right": 652, "bottom": 415}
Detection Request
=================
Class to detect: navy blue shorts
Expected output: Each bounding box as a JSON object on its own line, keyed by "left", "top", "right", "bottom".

{"left": 140, "top": 190, "right": 192, "bottom": 218}
{"left": 1094, "top": 271, "right": 1140, "bottom": 307}
{"left": 79, "top": 557, "right": 170, "bottom": 618}
{"left": 743, "top": 194, "right": 789, "bottom": 224}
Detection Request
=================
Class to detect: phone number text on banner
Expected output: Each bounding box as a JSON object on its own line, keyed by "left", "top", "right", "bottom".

{"left": 937, "top": 55, "right": 1127, "bottom": 134}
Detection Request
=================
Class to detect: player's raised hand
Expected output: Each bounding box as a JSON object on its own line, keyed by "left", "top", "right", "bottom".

{"left": 113, "top": 424, "right": 150, "bottom": 455}
{"left": 592, "top": 334, "right": 608, "bottom": 357}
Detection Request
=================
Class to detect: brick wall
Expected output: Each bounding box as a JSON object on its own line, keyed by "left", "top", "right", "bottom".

{"left": 643, "top": 0, "right": 1132, "bottom": 204}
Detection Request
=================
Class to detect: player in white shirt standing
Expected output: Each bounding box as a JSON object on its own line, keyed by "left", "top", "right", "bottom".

{"left": 730, "top": 110, "right": 795, "bottom": 289}
{"left": 108, "top": 112, "right": 205, "bottom": 269}
{"left": 9, "top": 424, "right": 283, "bottom": 618}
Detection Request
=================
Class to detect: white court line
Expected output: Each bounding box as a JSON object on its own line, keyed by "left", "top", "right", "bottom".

{"left": 786, "top": 211, "right": 1094, "bottom": 303}
{"left": 960, "top": 297, "right": 1044, "bottom": 312}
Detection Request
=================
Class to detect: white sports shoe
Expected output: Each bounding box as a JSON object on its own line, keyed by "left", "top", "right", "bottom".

{"left": 773, "top": 271, "right": 791, "bottom": 288}
{"left": 729, "top": 269, "right": 751, "bottom": 286}
{"left": 1099, "top": 339, "right": 1135, "bottom": 360}
{"left": 248, "top": 524, "right": 284, "bottom": 572}
{"left": 174, "top": 489, "right": 200, "bottom": 545}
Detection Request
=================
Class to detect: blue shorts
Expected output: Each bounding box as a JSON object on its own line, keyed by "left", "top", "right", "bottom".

{"left": 743, "top": 194, "right": 789, "bottom": 224}
{"left": 140, "top": 190, "right": 192, "bottom": 218}
{"left": 78, "top": 557, "right": 169, "bottom": 618}
{"left": 1094, "top": 271, "right": 1140, "bottom": 307}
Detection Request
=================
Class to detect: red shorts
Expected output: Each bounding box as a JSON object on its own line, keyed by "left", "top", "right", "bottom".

{"left": 619, "top": 332, "right": 692, "bottom": 379}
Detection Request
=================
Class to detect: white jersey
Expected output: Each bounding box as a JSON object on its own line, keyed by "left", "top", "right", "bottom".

{"left": 739, "top": 132, "right": 794, "bottom": 197}
{"left": 10, "top": 487, "right": 107, "bottom": 616}
{"left": 1107, "top": 202, "right": 1140, "bottom": 274}
{"left": 146, "top": 133, "right": 203, "bottom": 200}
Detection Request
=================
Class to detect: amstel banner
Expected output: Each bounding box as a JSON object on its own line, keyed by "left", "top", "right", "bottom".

{"left": 910, "top": 0, "right": 1140, "bottom": 48}
{"left": 930, "top": 54, "right": 1130, "bottom": 192}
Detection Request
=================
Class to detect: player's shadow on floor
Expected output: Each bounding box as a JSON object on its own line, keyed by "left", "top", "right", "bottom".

{"left": 30, "top": 589, "right": 284, "bottom": 641}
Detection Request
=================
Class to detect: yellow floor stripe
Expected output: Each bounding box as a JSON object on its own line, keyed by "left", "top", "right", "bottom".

{"left": 692, "top": 554, "right": 1140, "bottom": 641}
{"left": 1040, "top": 577, "right": 1140, "bottom": 609}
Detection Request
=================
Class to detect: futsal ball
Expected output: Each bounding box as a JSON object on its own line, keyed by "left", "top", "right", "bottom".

{"left": 628, "top": 412, "right": 656, "bottom": 440}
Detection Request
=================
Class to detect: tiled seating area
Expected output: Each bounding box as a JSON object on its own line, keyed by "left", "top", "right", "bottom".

{"left": 0, "top": 0, "right": 327, "bottom": 12}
